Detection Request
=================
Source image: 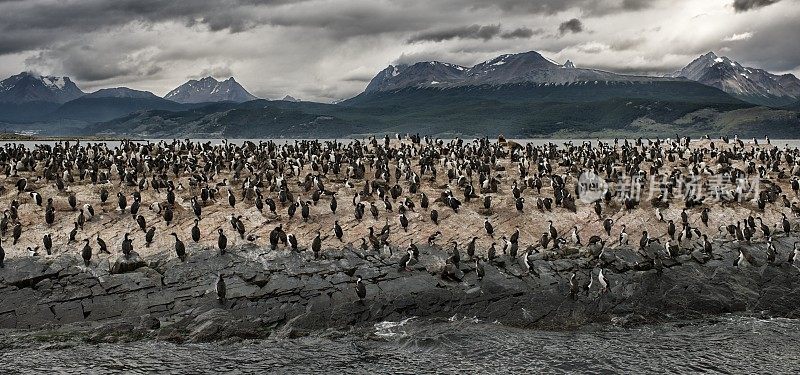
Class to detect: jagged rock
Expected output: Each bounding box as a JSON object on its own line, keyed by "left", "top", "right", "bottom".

{"left": 139, "top": 315, "right": 161, "bottom": 330}
{"left": 0, "top": 241, "right": 798, "bottom": 342}
{"left": 110, "top": 252, "right": 146, "bottom": 274}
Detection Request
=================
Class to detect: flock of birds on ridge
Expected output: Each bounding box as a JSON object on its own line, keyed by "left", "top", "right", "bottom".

{"left": 0, "top": 133, "right": 799, "bottom": 303}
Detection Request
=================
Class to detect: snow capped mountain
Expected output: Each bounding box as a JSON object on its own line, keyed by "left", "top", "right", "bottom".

{"left": 0, "top": 72, "right": 85, "bottom": 103}
{"left": 85, "top": 87, "right": 159, "bottom": 99}
{"left": 363, "top": 50, "right": 665, "bottom": 93}
{"left": 670, "top": 52, "right": 800, "bottom": 105}
{"left": 364, "top": 61, "right": 468, "bottom": 93}
{"left": 164, "top": 76, "right": 257, "bottom": 104}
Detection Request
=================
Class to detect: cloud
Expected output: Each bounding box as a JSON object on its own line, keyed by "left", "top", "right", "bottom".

{"left": 732, "top": 0, "right": 781, "bottom": 12}
{"left": 407, "top": 24, "right": 501, "bottom": 43}
{"left": 576, "top": 42, "right": 608, "bottom": 54}
{"left": 0, "top": 0, "right": 798, "bottom": 102}
{"left": 500, "top": 27, "right": 542, "bottom": 39}
{"left": 558, "top": 19, "right": 584, "bottom": 35}
{"left": 462, "top": 0, "right": 657, "bottom": 16}
{"left": 621, "top": 0, "right": 654, "bottom": 11}
{"left": 723, "top": 32, "right": 753, "bottom": 41}
{"left": 193, "top": 66, "right": 235, "bottom": 80}
{"left": 610, "top": 37, "right": 646, "bottom": 51}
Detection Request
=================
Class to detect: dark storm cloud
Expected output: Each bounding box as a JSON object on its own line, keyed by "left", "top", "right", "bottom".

{"left": 621, "top": 0, "right": 654, "bottom": 11}
{"left": 559, "top": 19, "right": 584, "bottom": 34}
{"left": 407, "top": 24, "right": 501, "bottom": 43}
{"left": 341, "top": 73, "right": 375, "bottom": 83}
{"left": 463, "top": 0, "right": 657, "bottom": 16}
{"left": 500, "top": 27, "right": 542, "bottom": 39}
{"left": 25, "top": 40, "right": 163, "bottom": 82}
{"left": 722, "top": 15, "right": 800, "bottom": 72}
{"left": 0, "top": 0, "right": 297, "bottom": 54}
{"left": 732, "top": 0, "right": 781, "bottom": 12}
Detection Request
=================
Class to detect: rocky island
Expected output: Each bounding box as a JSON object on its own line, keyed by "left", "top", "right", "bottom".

{"left": 0, "top": 135, "right": 799, "bottom": 343}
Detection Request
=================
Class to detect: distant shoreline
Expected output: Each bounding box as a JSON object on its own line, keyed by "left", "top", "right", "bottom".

{"left": 0, "top": 133, "right": 143, "bottom": 142}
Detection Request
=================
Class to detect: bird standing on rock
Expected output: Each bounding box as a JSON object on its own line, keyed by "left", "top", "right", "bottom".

{"left": 0, "top": 238, "right": 5, "bottom": 268}
{"left": 117, "top": 192, "right": 127, "bottom": 213}
{"left": 598, "top": 268, "right": 609, "bottom": 294}
{"left": 43, "top": 234, "right": 53, "bottom": 255}
{"left": 218, "top": 229, "right": 228, "bottom": 254}
{"left": 355, "top": 275, "right": 366, "bottom": 303}
{"left": 12, "top": 222, "right": 22, "bottom": 245}
{"left": 122, "top": 233, "right": 133, "bottom": 258}
{"left": 312, "top": 231, "right": 322, "bottom": 259}
{"left": 788, "top": 242, "right": 800, "bottom": 265}
{"left": 334, "top": 221, "right": 344, "bottom": 241}
{"left": 171, "top": 233, "right": 186, "bottom": 261}
{"left": 398, "top": 249, "right": 413, "bottom": 272}
{"left": 81, "top": 238, "right": 92, "bottom": 266}
{"left": 97, "top": 235, "right": 109, "bottom": 255}
{"left": 484, "top": 218, "right": 494, "bottom": 237}
{"left": 216, "top": 274, "right": 226, "bottom": 303}
{"left": 192, "top": 219, "right": 201, "bottom": 242}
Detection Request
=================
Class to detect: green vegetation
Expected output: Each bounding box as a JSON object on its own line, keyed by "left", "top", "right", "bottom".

{"left": 83, "top": 81, "right": 800, "bottom": 138}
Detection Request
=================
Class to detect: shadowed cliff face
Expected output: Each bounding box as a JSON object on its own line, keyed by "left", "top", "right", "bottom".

{"left": 1, "top": 235, "right": 798, "bottom": 342}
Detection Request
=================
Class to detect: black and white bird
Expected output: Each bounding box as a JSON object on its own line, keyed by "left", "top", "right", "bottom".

{"left": 547, "top": 220, "right": 558, "bottom": 240}
{"left": 571, "top": 226, "right": 582, "bottom": 246}
{"left": 597, "top": 268, "right": 609, "bottom": 294}
{"left": 398, "top": 249, "right": 413, "bottom": 272}
{"left": 355, "top": 275, "right": 366, "bottom": 303}
{"left": 618, "top": 224, "right": 628, "bottom": 246}
{"left": 29, "top": 191, "right": 42, "bottom": 206}
{"left": 312, "top": 231, "right": 322, "bottom": 259}
{"left": 603, "top": 218, "right": 613, "bottom": 236}
{"left": 227, "top": 189, "right": 236, "bottom": 208}
{"left": 569, "top": 272, "right": 579, "bottom": 300}
{"left": 333, "top": 220, "right": 344, "bottom": 241}
{"left": 427, "top": 230, "right": 442, "bottom": 245}
{"left": 788, "top": 242, "right": 800, "bottom": 265}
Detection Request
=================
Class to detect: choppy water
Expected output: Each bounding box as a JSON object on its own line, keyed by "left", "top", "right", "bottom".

{"left": 2, "top": 315, "right": 798, "bottom": 374}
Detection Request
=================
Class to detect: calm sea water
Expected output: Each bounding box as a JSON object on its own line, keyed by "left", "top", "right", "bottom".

{"left": 7, "top": 138, "right": 800, "bottom": 149}
{"left": 2, "top": 315, "right": 798, "bottom": 374}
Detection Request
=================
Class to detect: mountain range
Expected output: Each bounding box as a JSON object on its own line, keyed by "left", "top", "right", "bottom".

{"left": 0, "top": 72, "right": 84, "bottom": 103}
{"left": 669, "top": 52, "right": 800, "bottom": 106}
{"left": 364, "top": 51, "right": 666, "bottom": 93}
{"left": 1, "top": 51, "right": 798, "bottom": 138}
{"left": 0, "top": 75, "right": 259, "bottom": 123}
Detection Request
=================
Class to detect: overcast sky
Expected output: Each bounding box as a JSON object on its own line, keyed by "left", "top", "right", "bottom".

{"left": 0, "top": 0, "right": 797, "bottom": 102}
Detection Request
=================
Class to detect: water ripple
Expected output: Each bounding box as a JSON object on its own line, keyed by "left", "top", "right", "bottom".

{"left": 2, "top": 315, "right": 799, "bottom": 374}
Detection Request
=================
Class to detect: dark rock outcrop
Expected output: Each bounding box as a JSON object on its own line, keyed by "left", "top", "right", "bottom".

{"left": 110, "top": 252, "right": 147, "bottom": 274}
{"left": 1, "top": 237, "right": 799, "bottom": 342}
